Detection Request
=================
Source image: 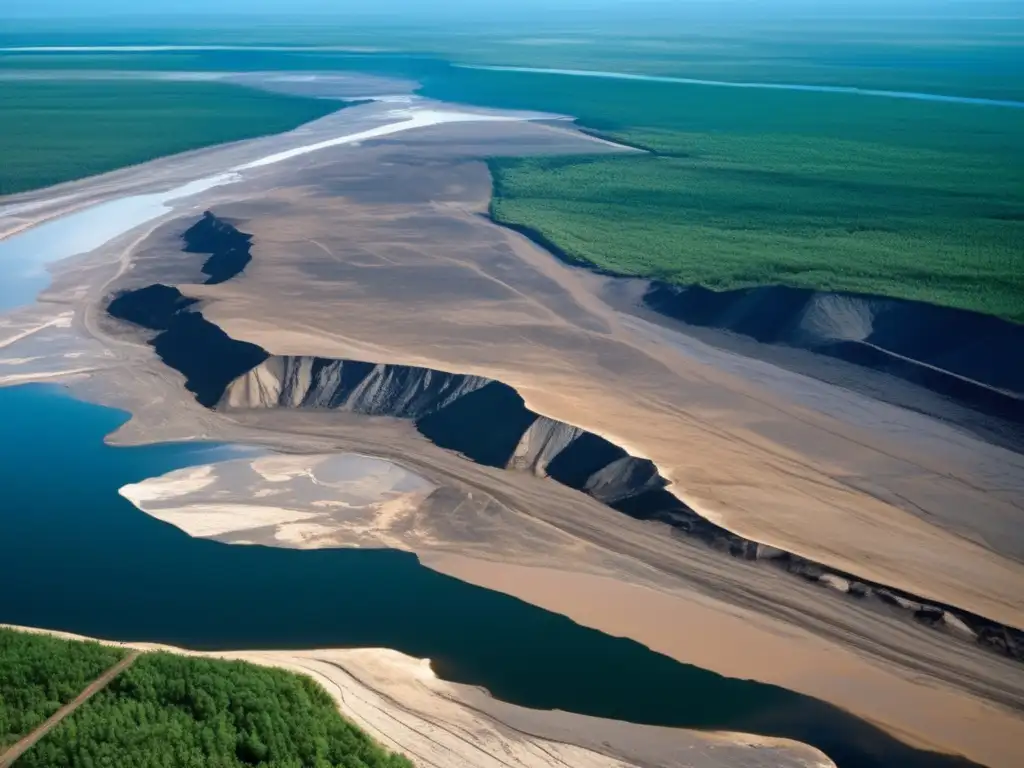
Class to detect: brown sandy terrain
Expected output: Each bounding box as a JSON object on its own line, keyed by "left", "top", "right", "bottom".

{"left": 174, "top": 130, "right": 1023, "bottom": 630}
{"left": 2, "top": 97, "right": 1023, "bottom": 766}
{"left": 1, "top": 625, "right": 833, "bottom": 768}
{"left": 119, "top": 446, "right": 1024, "bottom": 768}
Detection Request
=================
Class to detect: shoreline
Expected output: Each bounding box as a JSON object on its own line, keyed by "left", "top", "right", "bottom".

{"left": 423, "top": 553, "right": 1024, "bottom": 768}
{"left": 0, "top": 623, "right": 835, "bottom": 768}
{"left": 111, "top": 445, "right": 1024, "bottom": 768}
{"left": 2, "top": 88, "right": 1022, "bottom": 768}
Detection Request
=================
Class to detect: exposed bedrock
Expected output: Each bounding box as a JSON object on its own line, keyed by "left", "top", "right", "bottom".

{"left": 182, "top": 211, "right": 254, "bottom": 285}
{"left": 644, "top": 284, "right": 1024, "bottom": 425}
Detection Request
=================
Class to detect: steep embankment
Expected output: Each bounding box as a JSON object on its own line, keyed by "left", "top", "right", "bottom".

{"left": 102, "top": 271, "right": 1023, "bottom": 662}
{"left": 108, "top": 284, "right": 268, "bottom": 408}
{"left": 103, "top": 210, "right": 1022, "bottom": 664}
{"left": 494, "top": 210, "right": 1023, "bottom": 431}
{"left": 220, "top": 355, "right": 1023, "bottom": 660}
{"left": 643, "top": 284, "right": 1024, "bottom": 426}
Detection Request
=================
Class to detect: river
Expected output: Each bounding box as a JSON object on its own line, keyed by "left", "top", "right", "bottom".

{"left": 457, "top": 65, "right": 1024, "bottom": 109}
{"left": 0, "top": 101, "right": 979, "bottom": 768}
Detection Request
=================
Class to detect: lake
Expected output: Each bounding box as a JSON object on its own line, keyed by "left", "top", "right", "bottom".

{"left": 0, "top": 383, "right": 976, "bottom": 768}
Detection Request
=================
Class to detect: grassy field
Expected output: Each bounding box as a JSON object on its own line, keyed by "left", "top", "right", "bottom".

{"left": 2, "top": 629, "right": 410, "bottom": 767}
{"left": 420, "top": 69, "right": 1024, "bottom": 321}
{"left": 0, "top": 80, "right": 339, "bottom": 195}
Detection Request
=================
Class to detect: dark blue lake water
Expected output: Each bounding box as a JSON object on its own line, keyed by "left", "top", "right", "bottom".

{"left": 0, "top": 383, "right": 977, "bottom": 768}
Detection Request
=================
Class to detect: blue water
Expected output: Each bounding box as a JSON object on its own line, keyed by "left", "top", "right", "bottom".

{"left": 0, "top": 61, "right": 981, "bottom": 766}
{"left": 0, "top": 383, "right": 979, "bottom": 768}
{"left": 0, "top": 175, "right": 239, "bottom": 313}
{"left": 460, "top": 65, "right": 1024, "bottom": 109}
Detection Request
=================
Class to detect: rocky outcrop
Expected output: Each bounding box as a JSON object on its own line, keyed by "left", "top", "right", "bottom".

{"left": 644, "top": 283, "right": 1024, "bottom": 425}
{"left": 216, "top": 352, "right": 1022, "bottom": 660}
{"left": 222, "top": 356, "right": 491, "bottom": 416}
{"left": 224, "top": 356, "right": 665, "bottom": 500}
{"left": 182, "top": 211, "right": 253, "bottom": 285}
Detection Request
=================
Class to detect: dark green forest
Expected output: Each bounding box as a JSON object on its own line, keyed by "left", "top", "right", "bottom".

{"left": 0, "top": 628, "right": 126, "bottom": 748}
{"left": 1, "top": 630, "right": 410, "bottom": 767}
{"left": 19, "top": 651, "right": 412, "bottom": 767}
{"left": 0, "top": 80, "right": 340, "bottom": 195}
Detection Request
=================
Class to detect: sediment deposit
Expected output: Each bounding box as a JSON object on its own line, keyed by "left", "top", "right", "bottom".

{"left": 3, "top": 95, "right": 1023, "bottom": 767}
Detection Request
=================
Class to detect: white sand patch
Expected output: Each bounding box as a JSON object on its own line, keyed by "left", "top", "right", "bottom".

{"left": 120, "top": 452, "right": 436, "bottom": 550}
{"left": 0, "top": 367, "right": 94, "bottom": 385}
{"left": 139, "top": 502, "right": 322, "bottom": 538}
{"left": 251, "top": 454, "right": 320, "bottom": 482}
{"left": 120, "top": 465, "right": 217, "bottom": 503}
{"left": 0, "top": 313, "right": 73, "bottom": 349}
{"left": 273, "top": 521, "right": 352, "bottom": 546}
{"left": 234, "top": 107, "right": 536, "bottom": 171}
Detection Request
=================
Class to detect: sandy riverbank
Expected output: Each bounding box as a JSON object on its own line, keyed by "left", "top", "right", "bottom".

{"left": 2, "top": 91, "right": 1022, "bottom": 768}
{"left": 1, "top": 624, "right": 833, "bottom": 768}
{"left": 114, "top": 449, "right": 1024, "bottom": 768}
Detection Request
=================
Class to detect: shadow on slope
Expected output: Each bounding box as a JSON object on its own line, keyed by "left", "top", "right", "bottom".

{"left": 645, "top": 284, "right": 1024, "bottom": 427}
{"left": 102, "top": 280, "right": 1023, "bottom": 665}
{"left": 182, "top": 210, "right": 254, "bottom": 285}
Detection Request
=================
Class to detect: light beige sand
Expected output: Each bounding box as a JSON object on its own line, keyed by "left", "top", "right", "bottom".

{"left": 1, "top": 625, "right": 833, "bottom": 768}
{"left": 120, "top": 452, "right": 440, "bottom": 549}
{"left": 426, "top": 554, "right": 1024, "bottom": 768}
{"left": 120, "top": 446, "right": 1024, "bottom": 767}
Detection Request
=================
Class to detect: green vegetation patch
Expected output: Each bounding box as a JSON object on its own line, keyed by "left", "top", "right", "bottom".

{"left": 0, "top": 80, "right": 340, "bottom": 195}
{"left": 0, "top": 628, "right": 126, "bottom": 748}
{"left": 422, "top": 69, "right": 1024, "bottom": 321}
{"left": 21, "top": 651, "right": 412, "bottom": 768}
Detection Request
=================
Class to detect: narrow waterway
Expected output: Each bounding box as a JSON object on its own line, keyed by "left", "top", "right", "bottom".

{"left": 458, "top": 64, "right": 1024, "bottom": 109}
{"left": 0, "top": 104, "right": 532, "bottom": 313}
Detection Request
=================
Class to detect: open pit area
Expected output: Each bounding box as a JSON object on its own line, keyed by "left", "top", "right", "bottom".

{"left": 1, "top": 91, "right": 1022, "bottom": 768}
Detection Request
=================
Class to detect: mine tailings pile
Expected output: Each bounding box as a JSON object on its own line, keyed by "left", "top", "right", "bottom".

{"left": 184, "top": 210, "right": 254, "bottom": 285}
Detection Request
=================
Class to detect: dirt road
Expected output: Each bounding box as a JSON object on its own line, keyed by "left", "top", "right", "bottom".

{"left": 0, "top": 650, "right": 139, "bottom": 767}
